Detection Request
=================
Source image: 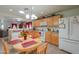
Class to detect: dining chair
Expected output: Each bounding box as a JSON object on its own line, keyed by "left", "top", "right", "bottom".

{"left": 2, "top": 39, "right": 21, "bottom": 54}
{"left": 36, "top": 42, "right": 48, "bottom": 54}
{"left": 2, "top": 40, "right": 9, "bottom": 54}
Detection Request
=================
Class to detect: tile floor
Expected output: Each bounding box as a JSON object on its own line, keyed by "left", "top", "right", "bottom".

{"left": 47, "top": 44, "right": 68, "bottom": 54}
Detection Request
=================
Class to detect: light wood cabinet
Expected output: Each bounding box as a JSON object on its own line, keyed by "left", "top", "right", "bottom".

{"left": 45, "top": 31, "right": 58, "bottom": 45}
{"left": 33, "top": 16, "right": 60, "bottom": 27}
{"left": 33, "top": 16, "right": 60, "bottom": 45}
{"left": 45, "top": 31, "right": 52, "bottom": 43}
{"left": 32, "top": 20, "right": 41, "bottom": 27}
{"left": 51, "top": 32, "right": 59, "bottom": 45}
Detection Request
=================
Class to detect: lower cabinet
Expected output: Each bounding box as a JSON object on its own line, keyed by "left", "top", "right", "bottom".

{"left": 45, "top": 31, "right": 59, "bottom": 45}
{"left": 51, "top": 32, "right": 59, "bottom": 45}
{"left": 45, "top": 31, "right": 52, "bottom": 43}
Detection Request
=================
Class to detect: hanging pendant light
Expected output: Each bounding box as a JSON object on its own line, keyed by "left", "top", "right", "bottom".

{"left": 25, "top": 14, "right": 30, "bottom": 19}
{"left": 24, "top": 7, "right": 38, "bottom": 21}
{"left": 19, "top": 7, "right": 38, "bottom": 21}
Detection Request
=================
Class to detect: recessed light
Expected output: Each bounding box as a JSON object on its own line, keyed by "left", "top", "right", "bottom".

{"left": 19, "top": 10, "right": 25, "bottom": 14}
{"left": 32, "top": 7, "right": 34, "bottom": 10}
{"left": 9, "top": 9, "right": 13, "bottom": 12}
{"left": 17, "top": 18, "right": 22, "bottom": 21}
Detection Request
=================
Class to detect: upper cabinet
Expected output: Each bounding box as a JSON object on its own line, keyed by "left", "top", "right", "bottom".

{"left": 33, "top": 16, "right": 60, "bottom": 27}
{"left": 32, "top": 16, "right": 60, "bottom": 46}
{"left": 32, "top": 20, "right": 41, "bottom": 27}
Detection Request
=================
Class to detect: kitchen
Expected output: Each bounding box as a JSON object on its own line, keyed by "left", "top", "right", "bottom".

{"left": 0, "top": 5, "right": 79, "bottom": 54}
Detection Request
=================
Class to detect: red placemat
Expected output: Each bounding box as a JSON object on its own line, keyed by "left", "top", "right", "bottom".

{"left": 22, "top": 40, "right": 37, "bottom": 48}
{"left": 9, "top": 40, "right": 22, "bottom": 45}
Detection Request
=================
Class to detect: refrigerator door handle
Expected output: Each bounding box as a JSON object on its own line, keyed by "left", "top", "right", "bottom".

{"left": 70, "top": 18, "right": 74, "bottom": 35}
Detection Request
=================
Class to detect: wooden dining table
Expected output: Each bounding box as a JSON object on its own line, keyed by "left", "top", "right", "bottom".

{"left": 12, "top": 39, "right": 42, "bottom": 53}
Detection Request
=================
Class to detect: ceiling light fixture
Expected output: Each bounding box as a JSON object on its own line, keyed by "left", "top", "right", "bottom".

{"left": 19, "top": 10, "right": 25, "bottom": 14}
{"left": 18, "top": 7, "right": 37, "bottom": 21}
{"left": 32, "top": 7, "right": 34, "bottom": 10}
{"left": 25, "top": 14, "right": 30, "bottom": 19}
{"left": 24, "top": 7, "right": 38, "bottom": 20}
{"left": 31, "top": 14, "right": 38, "bottom": 20}
{"left": 16, "top": 18, "right": 23, "bottom": 22}
{"left": 9, "top": 9, "right": 13, "bottom": 12}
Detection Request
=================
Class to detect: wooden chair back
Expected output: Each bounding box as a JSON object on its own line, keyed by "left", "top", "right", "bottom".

{"left": 36, "top": 42, "right": 48, "bottom": 54}
{"left": 2, "top": 40, "right": 9, "bottom": 54}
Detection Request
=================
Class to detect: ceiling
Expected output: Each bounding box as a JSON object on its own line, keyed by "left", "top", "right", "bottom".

{"left": 0, "top": 5, "right": 79, "bottom": 20}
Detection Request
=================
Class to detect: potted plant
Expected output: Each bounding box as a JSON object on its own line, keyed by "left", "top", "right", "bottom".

{"left": 20, "top": 30, "right": 27, "bottom": 40}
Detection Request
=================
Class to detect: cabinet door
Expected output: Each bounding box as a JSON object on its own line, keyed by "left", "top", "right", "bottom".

{"left": 52, "top": 16, "right": 60, "bottom": 26}
{"left": 45, "top": 31, "right": 52, "bottom": 43}
{"left": 33, "top": 20, "right": 41, "bottom": 26}
{"left": 51, "top": 32, "right": 59, "bottom": 45}
{"left": 43, "top": 16, "right": 60, "bottom": 26}
{"left": 33, "top": 16, "right": 60, "bottom": 27}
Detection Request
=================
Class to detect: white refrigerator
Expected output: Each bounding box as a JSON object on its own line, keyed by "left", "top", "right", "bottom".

{"left": 59, "top": 16, "right": 79, "bottom": 54}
